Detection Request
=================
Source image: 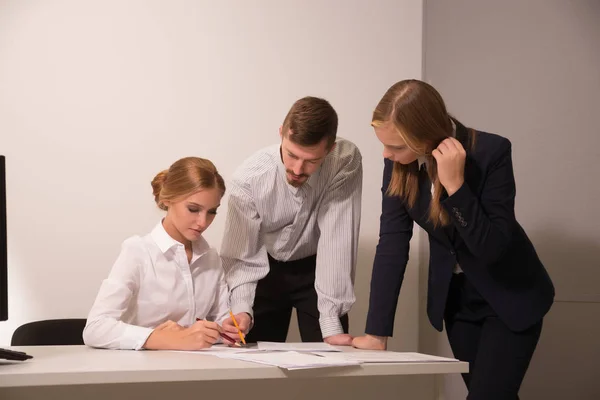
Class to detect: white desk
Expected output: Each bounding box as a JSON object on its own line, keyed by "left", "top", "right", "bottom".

{"left": 0, "top": 346, "right": 468, "bottom": 400}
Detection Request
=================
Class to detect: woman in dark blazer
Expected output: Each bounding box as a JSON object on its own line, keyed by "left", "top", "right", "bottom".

{"left": 353, "top": 80, "right": 554, "bottom": 400}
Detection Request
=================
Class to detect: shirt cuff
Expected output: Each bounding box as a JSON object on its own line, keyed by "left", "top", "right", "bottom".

{"left": 230, "top": 302, "right": 254, "bottom": 319}
{"left": 124, "top": 325, "right": 154, "bottom": 350}
{"left": 319, "top": 315, "right": 344, "bottom": 338}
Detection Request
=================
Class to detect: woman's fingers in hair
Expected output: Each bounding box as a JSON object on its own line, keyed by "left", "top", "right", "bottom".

{"left": 437, "top": 138, "right": 464, "bottom": 156}
{"left": 448, "top": 137, "right": 466, "bottom": 153}
{"left": 435, "top": 140, "right": 450, "bottom": 155}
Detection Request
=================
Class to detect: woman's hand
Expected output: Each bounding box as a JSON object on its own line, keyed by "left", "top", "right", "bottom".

{"left": 177, "top": 320, "right": 222, "bottom": 349}
{"left": 144, "top": 320, "right": 222, "bottom": 350}
{"left": 432, "top": 138, "right": 466, "bottom": 196}
{"left": 154, "top": 320, "right": 185, "bottom": 332}
{"left": 352, "top": 334, "right": 388, "bottom": 350}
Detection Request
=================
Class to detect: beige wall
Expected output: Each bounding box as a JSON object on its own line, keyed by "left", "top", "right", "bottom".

{"left": 0, "top": 0, "right": 424, "bottom": 352}
{"left": 422, "top": 0, "right": 600, "bottom": 398}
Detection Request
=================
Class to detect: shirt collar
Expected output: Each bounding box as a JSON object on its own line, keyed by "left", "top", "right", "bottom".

{"left": 417, "top": 156, "right": 427, "bottom": 170}
{"left": 150, "top": 220, "right": 210, "bottom": 257}
{"left": 305, "top": 166, "right": 321, "bottom": 188}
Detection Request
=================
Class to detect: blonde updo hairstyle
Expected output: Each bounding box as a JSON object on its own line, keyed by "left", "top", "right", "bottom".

{"left": 151, "top": 157, "right": 225, "bottom": 211}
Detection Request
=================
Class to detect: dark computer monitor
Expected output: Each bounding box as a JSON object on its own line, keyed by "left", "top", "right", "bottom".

{"left": 0, "top": 156, "right": 33, "bottom": 359}
{"left": 1, "top": 155, "right": 8, "bottom": 321}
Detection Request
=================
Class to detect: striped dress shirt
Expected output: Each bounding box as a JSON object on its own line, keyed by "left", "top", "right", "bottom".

{"left": 221, "top": 138, "right": 362, "bottom": 338}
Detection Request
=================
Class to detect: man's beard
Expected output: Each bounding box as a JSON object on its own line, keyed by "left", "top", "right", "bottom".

{"left": 286, "top": 170, "right": 308, "bottom": 187}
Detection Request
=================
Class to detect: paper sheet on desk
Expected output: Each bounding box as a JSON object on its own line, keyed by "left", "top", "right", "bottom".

{"left": 311, "top": 351, "right": 460, "bottom": 363}
{"left": 215, "top": 351, "right": 360, "bottom": 370}
{"left": 168, "top": 345, "right": 257, "bottom": 354}
{"left": 256, "top": 341, "right": 340, "bottom": 352}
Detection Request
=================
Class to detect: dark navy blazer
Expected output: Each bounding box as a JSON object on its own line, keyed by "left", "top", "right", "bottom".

{"left": 365, "top": 120, "right": 554, "bottom": 335}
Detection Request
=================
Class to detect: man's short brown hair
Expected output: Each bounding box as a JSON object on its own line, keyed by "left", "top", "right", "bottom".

{"left": 281, "top": 97, "right": 338, "bottom": 149}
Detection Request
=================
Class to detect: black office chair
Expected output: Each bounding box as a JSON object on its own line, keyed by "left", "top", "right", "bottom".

{"left": 11, "top": 319, "right": 87, "bottom": 346}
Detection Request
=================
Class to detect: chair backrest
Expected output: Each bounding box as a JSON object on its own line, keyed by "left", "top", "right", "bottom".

{"left": 11, "top": 319, "right": 87, "bottom": 346}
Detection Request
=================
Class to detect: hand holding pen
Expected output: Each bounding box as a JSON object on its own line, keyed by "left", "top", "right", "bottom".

{"left": 222, "top": 311, "right": 251, "bottom": 345}
{"left": 195, "top": 318, "right": 238, "bottom": 346}
{"left": 145, "top": 319, "right": 223, "bottom": 350}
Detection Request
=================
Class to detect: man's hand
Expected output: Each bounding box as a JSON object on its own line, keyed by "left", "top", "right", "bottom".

{"left": 222, "top": 312, "right": 252, "bottom": 342}
{"left": 352, "top": 334, "right": 387, "bottom": 350}
{"left": 324, "top": 333, "right": 353, "bottom": 346}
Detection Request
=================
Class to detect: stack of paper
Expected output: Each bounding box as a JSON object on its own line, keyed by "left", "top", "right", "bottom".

{"left": 170, "top": 344, "right": 460, "bottom": 370}
{"left": 256, "top": 341, "right": 340, "bottom": 352}
{"left": 310, "top": 350, "right": 459, "bottom": 363}
{"left": 171, "top": 344, "right": 257, "bottom": 354}
{"left": 215, "top": 350, "right": 360, "bottom": 370}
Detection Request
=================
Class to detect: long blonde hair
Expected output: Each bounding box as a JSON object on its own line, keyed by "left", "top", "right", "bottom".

{"left": 151, "top": 157, "right": 225, "bottom": 211}
{"left": 372, "top": 80, "right": 474, "bottom": 227}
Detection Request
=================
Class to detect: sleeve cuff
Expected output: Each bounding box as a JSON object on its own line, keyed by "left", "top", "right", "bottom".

{"left": 230, "top": 302, "right": 254, "bottom": 320}
{"left": 442, "top": 182, "right": 472, "bottom": 228}
{"left": 319, "top": 316, "right": 344, "bottom": 338}
{"left": 365, "top": 320, "right": 393, "bottom": 338}
{"left": 125, "top": 325, "right": 154, "bottom": 350}
{"left": 442, "top": 182, "right": 470, "bottom": 208}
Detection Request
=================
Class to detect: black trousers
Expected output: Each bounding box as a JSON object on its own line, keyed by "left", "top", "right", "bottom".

{"left": 245, "top": 254, "right": 349, "bottom": 343}
{"left": 444, "top": 273, "right": 543, "bottom": 400}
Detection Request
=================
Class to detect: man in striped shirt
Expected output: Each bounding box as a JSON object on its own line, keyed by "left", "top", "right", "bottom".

{"left": 220, "top": 97, "right": 362, "bottom": 345}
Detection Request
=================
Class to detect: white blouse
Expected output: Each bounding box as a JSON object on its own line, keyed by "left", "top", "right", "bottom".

{"left": 83, "top": 221, "right": 230, "bottom": 350}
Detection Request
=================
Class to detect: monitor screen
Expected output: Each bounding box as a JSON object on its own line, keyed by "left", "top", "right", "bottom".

{"left": 0, "top": 155, "right": 7, "bottom": 321}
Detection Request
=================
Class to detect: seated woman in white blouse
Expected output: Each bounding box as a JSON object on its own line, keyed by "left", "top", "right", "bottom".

{"left": 83, "top": 157, "right": 234, "bottom": 350}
